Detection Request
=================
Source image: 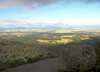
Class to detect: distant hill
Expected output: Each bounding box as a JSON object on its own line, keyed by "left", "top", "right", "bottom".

{"left": 0, "top": 24, "right": 100, "bottom": 30}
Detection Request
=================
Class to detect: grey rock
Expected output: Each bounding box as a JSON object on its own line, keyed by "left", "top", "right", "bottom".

{"left": 59, "top": 43, "right": 96, "bottom": 72}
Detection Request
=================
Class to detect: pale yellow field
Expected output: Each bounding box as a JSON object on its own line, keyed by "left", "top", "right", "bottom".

{"left": 37, "top": 38, "right": 73, "bottom": 44}
{"left": 55, "top": 39, "right": 73, "bottom": 44}
{"left": 61, "top": 35, "right": 76, "bottom": 38}
{"left": 37, "top": 39, "right": 51, "bottom": 43}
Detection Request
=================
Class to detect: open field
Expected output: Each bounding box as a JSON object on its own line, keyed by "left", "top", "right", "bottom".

{"left": 0, "top": 29, "right": 100, "bottom": 43}
{"left": 1, "top": 32, "right": 99, "bottom": 45}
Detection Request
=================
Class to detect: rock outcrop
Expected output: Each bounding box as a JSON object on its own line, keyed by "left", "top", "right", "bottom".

{"left": 59, "top": 43, "right": 96, "bottom": 72}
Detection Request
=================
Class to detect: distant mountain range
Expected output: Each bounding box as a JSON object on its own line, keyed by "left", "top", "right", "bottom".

{"left": 0, "top": 25, "right": 100, "bottom": 30}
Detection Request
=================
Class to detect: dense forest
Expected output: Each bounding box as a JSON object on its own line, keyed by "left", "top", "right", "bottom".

{"left": 0, "top": 39, "right": 59, "bottom": 68}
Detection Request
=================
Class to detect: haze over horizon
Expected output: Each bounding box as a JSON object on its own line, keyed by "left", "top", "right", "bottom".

{"left": 0, "top": 0, "right": 100, "bottom": 30}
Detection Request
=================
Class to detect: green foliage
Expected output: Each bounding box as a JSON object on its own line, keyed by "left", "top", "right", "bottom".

{"left": 27, "top": 56, "right": 42, "bottom": 63}
{"left": 10, "top": 35, "right": 40, "bottom": 43}
{"left": 0, "top": 39, "right": 58, "bottom": 69}
{"left": 95, "top": 42, "right": 100, "bottom": 48}
{"left": 27, "top": 54, "right": 56, "bottom": 63}
{"left": 0, "top": 39, "right": 51, "bottom": 63}
{"left": 9, "top": 59, "right": 27, "bottom": 67}
{"left": 27, "top": 58, "right": 36, "bottom": 63}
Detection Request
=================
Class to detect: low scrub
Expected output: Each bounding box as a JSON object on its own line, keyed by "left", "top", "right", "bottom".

{"left": 9, "top": 59, "right": 28, "bottom": 68}
{"left": 27, "top": 54, "right": 56, "bottom": 63}
{"left": 5, "top": 53, "right": 56, "bottom": 69}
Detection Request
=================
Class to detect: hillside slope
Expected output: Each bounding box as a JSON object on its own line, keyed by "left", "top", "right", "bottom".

{"left": 1, "top": 58, "right": 59, "bottom": 72}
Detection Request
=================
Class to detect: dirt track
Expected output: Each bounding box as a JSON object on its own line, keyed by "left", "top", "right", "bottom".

{"left": 1, "top": 58, "right": 59, "bottom": 72}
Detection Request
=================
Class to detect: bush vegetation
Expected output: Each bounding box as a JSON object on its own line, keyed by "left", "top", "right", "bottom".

{"left": 0, "top": 39, "right": 57, "bottom": 71}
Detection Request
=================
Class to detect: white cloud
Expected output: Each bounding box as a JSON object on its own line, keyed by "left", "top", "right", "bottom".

{"left": 0, "top": 19, "right": 100, "bottom": 29}
{"left": 0, "top": 0, "right": 100, "bottom": 10}
{"left": 16, "top": 16, "right": 30, "bottom": 19}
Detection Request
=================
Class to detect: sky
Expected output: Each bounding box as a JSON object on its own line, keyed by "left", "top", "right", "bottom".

{"left": 0, "top": 0, "right": 100, "bottom": 29}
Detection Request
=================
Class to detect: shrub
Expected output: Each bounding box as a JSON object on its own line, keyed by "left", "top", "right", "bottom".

{"left": 27, "top": 57, "right": 40, "bottom": 63}
{"left": 9, "top": 59, "right": 27, "bottom": 67}
{"left": 27, "top": 53, "right": 56, "bottom": 63}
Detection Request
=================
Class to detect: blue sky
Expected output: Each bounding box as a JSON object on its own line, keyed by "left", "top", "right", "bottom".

{"left": 0, "top": 0, "right": 100, "bottom": 29}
